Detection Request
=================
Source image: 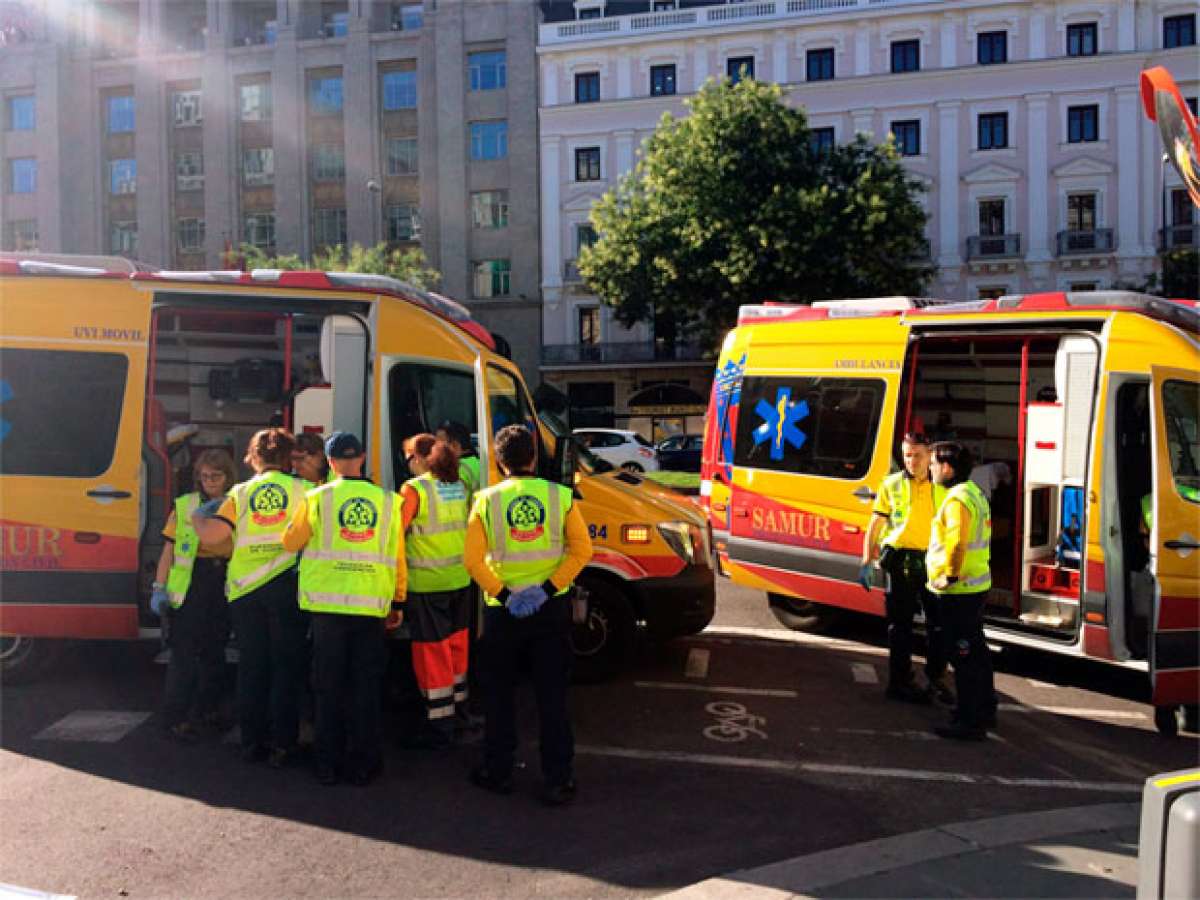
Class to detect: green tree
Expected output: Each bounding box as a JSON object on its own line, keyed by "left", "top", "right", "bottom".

{"left": 239, "top": 241, "right": 440, "bottom": 289}
{"left": 578, "top": 78, "right": 932, "bottom": 345}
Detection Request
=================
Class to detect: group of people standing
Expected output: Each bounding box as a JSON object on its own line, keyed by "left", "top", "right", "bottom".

{"left": 861, "top": 434, "right": 998, "bottom": 741}
{"left": 150, "top": 420, "right": 591, "bottom": 804}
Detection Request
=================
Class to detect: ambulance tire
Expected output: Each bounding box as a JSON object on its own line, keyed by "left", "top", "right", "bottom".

{"left": 1153, "top": 704, "right": 1184, "bottom": 737}
{"left": 0, "top": 635, "right": 60, "bottom": 686}
{"left": 570, "top": 573, "right": 636, "bottom": 683}
{"left": 1184, "top": 705, "right": 1200, "bottom": 735}
{"left": 620, "top": 462, "right": 645, "bottom": 474}
{"left": 768, "top": 593, "right": 841, "bottom": 634}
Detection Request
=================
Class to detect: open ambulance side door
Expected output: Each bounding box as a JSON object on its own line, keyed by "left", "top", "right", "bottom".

{"left": 1148, "top": 366, "right": 1200, "bottom": 711}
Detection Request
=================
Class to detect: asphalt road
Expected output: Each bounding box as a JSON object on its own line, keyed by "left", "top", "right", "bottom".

{"left": 2, "top": 580, "right": 1196, "bottom": 898}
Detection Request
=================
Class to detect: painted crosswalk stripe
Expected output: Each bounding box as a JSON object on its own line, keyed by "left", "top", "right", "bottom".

{"left": 684, "top": 648, "right": 710, "bottom": 680}
{"left": 634, "top": 680, "right": 798, "bottom": 698}
{"left": 850, "top": 663, "right": 878, "bottom": 684}
{"left": 34, "top": 711, "right": 152, "bottom": 743}
{"left": 998, "top": 703, "right": 1148, "bottom": 721}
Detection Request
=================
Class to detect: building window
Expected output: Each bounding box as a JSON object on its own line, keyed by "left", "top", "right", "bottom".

{"left": 309, "top": 76, "right": 344, "bottom": 115}
{"left": 1066, "top": 22, "right": 1097, "bottom": 57}
{"left": 978, "top": 112, "right": 1009, "bottom": 150}
{"left": 244, "top": 213, "right": 276, "bottom": 250}
{"left": 240, "top": 83, "right": 272, "bottom": 121}
{"left": 1164, "top": 14, "right": 1196, "bottom": 48}
{"left": 578, "top": 307, "right": 601, "bottom": 346}
{"left": 8, "top": 95, "right": 34, "bottom": 131}
{"left": 891, "top": 120, "right": 920, "bottom": 156}
{"left": 1067, "top": 193, "right": 1096, "bottom": 232}
{"left": 810, "top": 127, "right": 836, "bottom": 155}
{"left": 1188, "top": 97, "right": 1199, "bottom": 117}
{"left": 575, "top": 72, "right": 600, "bottom": 103}
{"left": 386, "top": 204, "right": 420, "bottom": 242}
{"left": 650, "top": 64, "right": 676, "bottom": 96}
{"left": 979, "top": 199, "right": 1006, "bottom": 236}
{"left": 652, "top": 0, "right": 675, "bottom": 10}
{"left": 471, "top": 190, "right": 509, "bottom": 229}
{"left": 177, "top": 218, "right": 205, "bottom": 252}
{"left": 1067, "top": 105, "right": 1099, "bottom": 143}
{"left": 242, "top": 148, "right": 274, "bottom": 186}
{"left": 386, "top": 137, "right": 418, "bottom": 175}
{"left": 107, "top": 95, "right": 135, "bottom": 133}
{"left": 172, "top": 90, "right": 202, "bottom": 126}
{"left": 381, "top": 70, "right": 417, "bottom": 110}
{"left": 9, "top": 157, "right": 36, "bottom": 193}
{"left": 312, "top": 144, "right": 345, "bottom": 181}
{"left": 473, "top": 259, "right": 511, "bottom": 298}
{"left": 575, "top": 147, "right": 601, "bottom": 181}
{"left": 726, "top": 56, "right": 755, "bottom": 83}
{"left": 978, "top": 286, "right": 1007, "bottom": 301}
{"left": 470, "top": 121, "right": 508, "bottom": 160}
{"left": 313, "top": 208, "right": 348, "bottom": 248}
{"left": 109, "top": 158, "right": 136, "bottom": 195}
{"left": 977, "top": 31, "right": 1007, "bottom": 64}
{"left": 806, "top": 48, "right": 835, "bottom": 82}
{"left": 396, "top": 4, "right": 422, "bottom": 30}
{"left": 578, "top": 7, "right": 602, "bottom": 20}
{"left": 110, "top": 221, "right": 137, "bottom": 256}
{"left": 576, "top": 223, "right": 597, "bottom": 253}
{"left": 176, "top": 151, "right": 204, "bottom": 191}
{"left": 1069, "top": 282, "right": 1098, "bottom": 292}
{"left": 1171, "top": 189, "right": 1193, "bottom": 226}
{"left": 891, "top": 39, "right": 920, "bottom": 73}
{"left": 6, "top": 219, "right": 38, "bottom": 250}
{"left": 468, "top": 51, "right": 507, "bottom": 91}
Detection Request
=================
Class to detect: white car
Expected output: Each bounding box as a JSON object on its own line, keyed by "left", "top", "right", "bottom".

{"left": 573, "top": 428, "right": 660, "bottom": 473}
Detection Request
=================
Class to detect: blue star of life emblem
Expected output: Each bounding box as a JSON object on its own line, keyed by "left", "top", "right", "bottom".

{"left": 752, "top": 387, "right": 808, "bottom": 461}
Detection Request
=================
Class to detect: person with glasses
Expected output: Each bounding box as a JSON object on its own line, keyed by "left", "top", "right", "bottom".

{"left": 860, "top": 432, "right": 952, "bottom": 705}
{"left": 150, "top": 449, "right": 237, "bottom": 742}
{"left": 292, "top": 431, "right": 331, "bottom": 488}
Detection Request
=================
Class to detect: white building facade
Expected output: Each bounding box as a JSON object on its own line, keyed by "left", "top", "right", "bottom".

{"left": 536, "top": 0, "right": 1198, "bottom": 435}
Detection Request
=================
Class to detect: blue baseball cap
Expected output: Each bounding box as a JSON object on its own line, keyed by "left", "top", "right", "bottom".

{"left": 325, "top": 431, "right": 364, "bottom": 459}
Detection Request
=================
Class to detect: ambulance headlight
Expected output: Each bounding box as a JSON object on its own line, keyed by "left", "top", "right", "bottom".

{"left": 657, "top": 521, "right": 696, "bottom": 565}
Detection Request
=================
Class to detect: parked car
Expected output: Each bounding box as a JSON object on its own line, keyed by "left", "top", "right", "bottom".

{"left": 656, "top": 433, "right": 703, "bottom": 472}
{"left": 573, "top": 428, "right": 660, "bottom": 472}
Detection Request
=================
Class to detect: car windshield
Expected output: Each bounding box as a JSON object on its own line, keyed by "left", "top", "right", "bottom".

{"left": 633, "top": 433, "right": 653, "bottom": 447}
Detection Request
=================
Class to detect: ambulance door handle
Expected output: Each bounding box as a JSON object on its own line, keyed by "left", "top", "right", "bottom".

{"left": 1165, "top": 539, "right": 1200, "bottom": 550}
{"left": 87, "top": 487, "right": 132, "bottom": 500}
{"left": 852, "top": 486, "right": 876, "bottom": 501}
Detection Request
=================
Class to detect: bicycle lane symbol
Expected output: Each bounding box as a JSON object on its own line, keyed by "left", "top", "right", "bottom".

{"left": 703, "top": 700, "right": 768, "bottom": 743}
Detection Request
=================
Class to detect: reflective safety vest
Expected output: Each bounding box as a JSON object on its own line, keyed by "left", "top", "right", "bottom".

{"left": 459, "top": 455, "right": 481, "bottom": 497}
{"left": 926, "top": 480, "right": 992, "bottom": 595}
{"left": 166, "top": 493, "right": 202, "bottom": 609}
{"left": 226, "top": 471, "right": 303, "bottom": 601}
{"left": 298, "top": 478, "right": 403, "bottom": 617}
{"left": 404, "top": 473, "right": 470, "bottom": 593}
{"left": 879, "top": 472, "right": 946, "bottom": 549}
{"left": 476, "top": 476, "right": 573, "bottom": 606}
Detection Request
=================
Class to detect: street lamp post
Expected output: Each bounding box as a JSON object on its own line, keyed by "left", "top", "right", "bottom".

{"left": 366, "top": 178, "right": 382, "bottom": 246}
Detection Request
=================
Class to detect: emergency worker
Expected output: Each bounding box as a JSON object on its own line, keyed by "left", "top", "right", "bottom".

{"left": 151, "top": 449, "right": 236, "bottom": 741}
{"left": 293, "top": 431, "right": 331, "bottom": 488}
{"left": 400, "top": 433, "right": 472, "bottom": 749}
{"left": 861, "top": 432, "right": 951, "bottom": 704}
{"left": 464, "top": 425, "right": 593, "bottom": 805}
{"left": 193, "top": 428, "right": 307, "bottom": 767}
{"left": 437, "top": 421, "right": 481, "bottom": 497}
{"left": 283, "top": 432, "right": 405, "bottom": 786}
{"left": 927, "top": 441, "right": 997, "bottom": 741}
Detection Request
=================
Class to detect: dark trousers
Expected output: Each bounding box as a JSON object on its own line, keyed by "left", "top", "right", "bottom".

{"left": 311, "top": 612, "right": 387, "bottom": 773}
{"left": 408, "top": 587, "right": 473, "bottom": 734}
{"left": 479, "top": 595, "right": 574, "bottom": 786}
{"left": 231, "top": 569, "right": 307, "bottom": 751}
{"left": 163, "top": 557, "right": 230, "bottom": 726}
{"left": 883, "top": 549, "right": 946, "bottom": 687}
{"left": 941, "top": 590, "right": 997, "bottom": 729}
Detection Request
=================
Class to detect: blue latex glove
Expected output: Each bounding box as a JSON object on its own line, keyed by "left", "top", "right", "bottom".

{"left": 519, "top": 584, "right": 549, "bottom": 615}
{"left": 857, "top": 563, "right": 874, "bottom": 592}
{"left": 196, "top": 498, "right": 223, "bottom": 518}
{"left": 505, "top": 591, "right": 533, "bottom": 619}
{"left": 150, "top": 588, "right": 170, "bottom": 617}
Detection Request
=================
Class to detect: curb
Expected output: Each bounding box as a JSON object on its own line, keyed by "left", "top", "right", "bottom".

{"left": 660, "top": 802, "right": 1140, "bottom": 899}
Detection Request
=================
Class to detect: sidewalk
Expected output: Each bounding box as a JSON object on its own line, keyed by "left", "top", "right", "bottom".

{"left": 664, "top": 802, "right": 1140, "bottom": 899}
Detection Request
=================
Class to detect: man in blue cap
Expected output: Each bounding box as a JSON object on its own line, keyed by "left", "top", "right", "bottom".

{"left": 283, "top": 432, "right": 407, "bottom": 786}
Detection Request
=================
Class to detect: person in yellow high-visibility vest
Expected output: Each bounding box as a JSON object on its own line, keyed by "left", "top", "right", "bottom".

{"left": 437, "top": 420, "right": 480, "bottom": 498}
{"left": 464, "top": 425, "right": 593, "bottom": 806}
{"left": 400, "top": 433, "right": 471, "bottom": 750}
{"left": 283, "top": 431, "right": 406, "bottom": 787}
{"left": 193, "top": 428, "right": 308, "bottom": 768}
{"left": 926, "top": 441, "right": 997, "bottom": 742}
{"left": 292, "top": 431, "right": 332, "bottom": 489}
{"left": 150, "top": 448, "right": 236, "bottom": 742}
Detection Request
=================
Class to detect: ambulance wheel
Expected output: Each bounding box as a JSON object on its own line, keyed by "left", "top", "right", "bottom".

{"left": 620, "top": 462, "right": 645, "bottom": 474}
{"left": 0, "top": 636, "right": 60, "bottom": 686}
{"left": 570, "top": 574, "right": 635, "bottom": 683}
{"left": 768, "top": 593, "right": 840, "bottom": 634}
{"left": 1154, "top": 704, "right": 1183, "bottom": 737}
{"left": 1184, "top": 705, "right": 1200, "bottom": 735}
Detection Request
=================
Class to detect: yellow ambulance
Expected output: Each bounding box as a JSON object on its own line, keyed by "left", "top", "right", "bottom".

{"left": 702, "top": 291, "right": 1199, "bottom": 733}
{"left": 0, "top": 256, "right": 713, "bottom": 683}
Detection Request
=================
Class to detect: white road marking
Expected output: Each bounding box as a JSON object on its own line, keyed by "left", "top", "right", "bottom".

{"left": 576, "top": 745, "right": 1142, "bottom": 793}
{"left": 998, "top": 703, "right": 1148, "bottom": 721}
{"left": 851, "top": 663, "right": 879, "bottom": 684}
{"left": 703, "top": 701, "right": 767, "bottom": 743}
{"left": 695, "top": 626, "right": 890, "bottom": 658}
{"left": 1026, "top": 678, "right": 1055, "bottom": 689}
{"left": 684, "top": 647, "right": 711, "bottom": 680}
{"left": 635, "top": 680, "right": 798, "bottom": 698}
{"left": 34, "top": 711, "right": 152, "bottom": 743}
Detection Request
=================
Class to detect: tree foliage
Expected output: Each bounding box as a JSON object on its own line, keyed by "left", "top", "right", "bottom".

{"left": 238, "top": 242, "right": 440, "bottom": 289}
{"left": 578, "top": 78, "right": 932, "bottom": 345}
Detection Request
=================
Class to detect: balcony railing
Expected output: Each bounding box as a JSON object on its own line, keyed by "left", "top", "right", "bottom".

{"left": 1055, "top": 228, "right": 1115, "bottom": 256}
{"left": 966, "top": 233, "right": 1022, "bottom": 260}
{"left": 564, "top": 259, "right": 582, "bottom": 282}
{"left": 542, "top": 341, "right": 714, "bottom": 366}
{"left": 1159, "top": 223, "right": 1199, "bottom": 250}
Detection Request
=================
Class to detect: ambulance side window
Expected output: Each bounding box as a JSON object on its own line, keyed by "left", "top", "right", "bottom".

{"left": 1162, "top": 380, "right": 1200, "bottom": 503}
{"left": 0, "top": 348, "right": 128, "bottom": 477}
{"left": 486, "top": 365, "right": 537, "bottom": 437}
{"left": 733, "top": 375, "right": 885, "bottom": 479}
{"left": 388, "top": 363, "right": 477, "bottom": 481}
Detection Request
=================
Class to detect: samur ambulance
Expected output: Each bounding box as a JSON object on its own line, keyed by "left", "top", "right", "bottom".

{"left": 0, "top": 255, "right": 713, "bottom": 683}
{"left": 702, "top": 291, "right": 1200, "bottom": 734}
